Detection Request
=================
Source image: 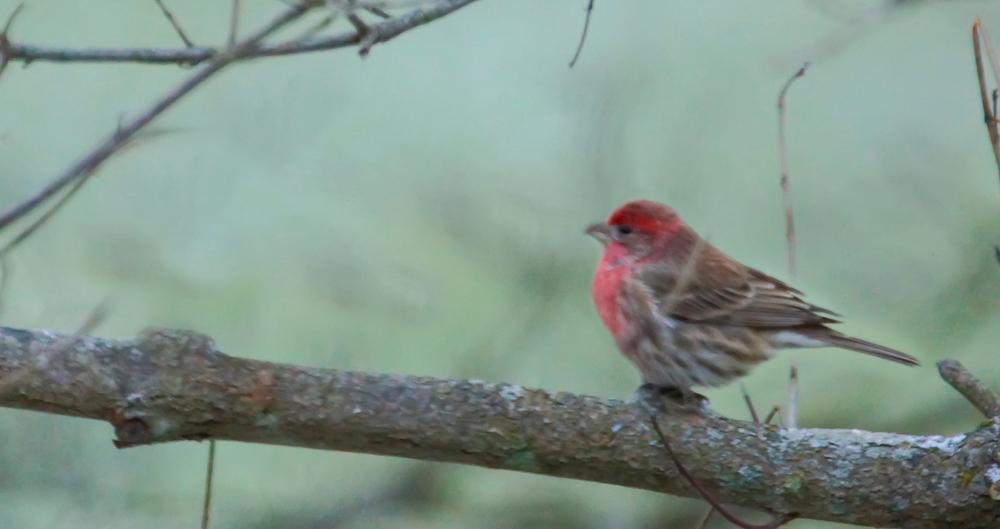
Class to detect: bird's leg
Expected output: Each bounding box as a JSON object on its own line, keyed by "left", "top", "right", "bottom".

{"left": 633, "top": 383, "right": 710, "bottom": 415}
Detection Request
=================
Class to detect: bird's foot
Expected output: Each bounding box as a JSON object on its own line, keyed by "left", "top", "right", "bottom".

{"left": 632, "top": 383, "right": 711, "bottom": 416}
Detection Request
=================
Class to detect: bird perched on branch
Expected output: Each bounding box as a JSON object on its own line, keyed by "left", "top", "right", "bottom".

{"left": 587, "top": 199, "right": 918, "bottom": 401}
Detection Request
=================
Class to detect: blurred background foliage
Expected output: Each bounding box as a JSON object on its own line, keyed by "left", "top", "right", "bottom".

{"left": 0, "top": 0, "right": 998, "bottom": 527}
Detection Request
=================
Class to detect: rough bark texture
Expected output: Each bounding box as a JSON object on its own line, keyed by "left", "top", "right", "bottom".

{"left": 0, "top": 326, "right": 998, "bottom": 528}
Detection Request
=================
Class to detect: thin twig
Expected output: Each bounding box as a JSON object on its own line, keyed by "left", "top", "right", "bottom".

{"left": 776, "top": 63, "right": 807, "bottom": 432}
{"left": 0, "top": 160, "right": 92, "bottom": 258}
{"left": 568, "top": 0, "right": 594, "bottom": 68}
{"left": 785, "top": 364, "right": 798, "bottom": 429}
{"left": 972, "top": 21, "right": 1000, "bottom": 186}
{"left": 937, "top": 360, "right": 1000, "bottom": 418}
{"left": 741, "top": 383, "right": 761, "bottom": 425}
{"left": 228, "top": 0, "right": 240, "bottom": 48}
{"left": 201, "top": 440, "right": 217, "bottom": 529}
{"left": 0, "top": 257, "right": 9, "bottom": 320}
{"left": 366, "top": 6, "right": 392, "bottom": 18}
{"left": 0, "top": 4, "right": 312, "bottom": 237}
{"left": 648, "top": 414, "right": 798, "bottom": 529}
{"left": 776, "top": 62, "right": 809, "bottom": 280}
{"left": 763, "top": 405, "right": 782, "bottom": 426}
{"left": 2, "top": 1, "right": 479, "bottom": 66}
{"left": 152, "top": 0, "right": 195, "bottom": 48}
{"left": 0, "top": 3, "right": 25, "bottom": 80}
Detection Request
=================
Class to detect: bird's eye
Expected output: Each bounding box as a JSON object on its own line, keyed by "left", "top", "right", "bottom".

{"left": 615, "top": 225, "right": 633, "bottom": 236}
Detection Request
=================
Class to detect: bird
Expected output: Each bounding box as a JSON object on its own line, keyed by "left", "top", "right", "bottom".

{"left": 586, "top": 199, "right": 918, "bottom": 398}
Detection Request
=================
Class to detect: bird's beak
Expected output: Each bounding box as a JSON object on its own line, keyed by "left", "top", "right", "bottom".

{"left": 586, "top": 222, "right": 612, "bottom": 245}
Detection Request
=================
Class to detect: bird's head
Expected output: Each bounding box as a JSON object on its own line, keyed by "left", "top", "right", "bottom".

{"left": 586, "top": 200, "right": 683, "bottom": 259}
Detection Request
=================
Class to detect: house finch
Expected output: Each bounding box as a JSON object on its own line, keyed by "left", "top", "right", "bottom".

{"left": 587, "top": 199, "right": 918, "bottom": 395}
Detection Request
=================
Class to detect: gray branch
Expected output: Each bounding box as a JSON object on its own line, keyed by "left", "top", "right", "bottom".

{"left": 2, "top": 1, "right": 481, "bottom": 66}
{"left": 939, "top": 360, "right": 1000, "bottom": 418}
{"left": 0, "top": 326, "right": 998, "bottom": 528}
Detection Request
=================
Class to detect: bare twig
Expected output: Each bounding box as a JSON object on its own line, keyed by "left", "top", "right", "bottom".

{"left": 0, "top": 3, "right": 25, "bottom": 80}
{"left": 763, "top": 404, "right": 782, "bottom": 426}
{"left": 152, "top": 0, "right": 195, "bottom": 48}
{"left": 938, "top": 359, "right": 1000, "bottom": 418}
{"left": 0, "top": 3, "right": 312, "bottom": 238}
{"left": 3, "top": 0, "right": 479, "bottom": 66}
{"left": 0, "top": 257, "right": 9, "bottom": 320}
{"left": 776, "top": 62, "right": 809, "bottom": 279}
{"left": 201, "top": 441, "right": 217, "bottom": 529}
{"left": 776, "top": 63, "right": 807, "bottom": 432}
{"left": 972, "top": 21, "right": 1000, "bottom": 186}
{"left": 0, "top": 159, "right": 92, "bottom": 258}
{"left": 649, "top": 414, "right": 798, "bottom": 529}
{"left": 740, "top": 383, "right": 761, "bottom": 425}
{"left": 568, "top": 0, "right": 594, "bottom": 68}
{"left": 785, "top": 364, "right": 798, "bottom": 429}
{"left": 228, "top": 0, "right": 240, "bottom": 48}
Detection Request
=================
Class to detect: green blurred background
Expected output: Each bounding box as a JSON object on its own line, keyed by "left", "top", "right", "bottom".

{"left": 0, "top": 0, "right": 998, "bottom": 527}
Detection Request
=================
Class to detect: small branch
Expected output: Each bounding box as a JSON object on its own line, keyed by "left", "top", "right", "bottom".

{"left": 0, "top": 326, "right": 998, "bottom": 528}
{"left": 0, "top": 3, "right": 313, "bottom": 236}
{"left": 776, "top": 62, "right": 809, "bottom": 280}
{"left": 972, "top": 21, "right": 1000, "bottom": 186}
{"left": 2, "top": 0, "right": 480, "bottom": 66}
{"left": 938, "top": 360, "right": 1000, "bottom": 418}
{"left": 568, "top": 0, "right": 594, "bottom": 68}
{"left": 201, "top": 441, "right": 217, "bottom": 529}
{"left": 741, "top": 383, "right": 760, "bottom": 425}
{"left": 0, "top": 3, "right": 25, "bottom": 80}
{"left": 228, "top": 0, "right": 240, "bottom": 48}
{"left": 152, "top": 0, "right": 195, "bottom": 48}
{"left": 785, "top": 363, "right": 798, "bottom": 429}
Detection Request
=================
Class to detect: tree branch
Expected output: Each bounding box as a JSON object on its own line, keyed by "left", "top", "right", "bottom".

{"left": 2, "top": 0, "right": 480, "bottom": 66}
{"left": 0, "top": 326, "right": 998, "bottom": 528}
{"left": 938, "top": 360, "right": 1000, "bottom": 418}
{"left": 0, "top": 2, "right": 312, "bottom": 235}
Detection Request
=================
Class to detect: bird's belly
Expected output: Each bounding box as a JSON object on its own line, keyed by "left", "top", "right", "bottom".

{"left": 620, "top": 320, "right": 775, "bottom": 389}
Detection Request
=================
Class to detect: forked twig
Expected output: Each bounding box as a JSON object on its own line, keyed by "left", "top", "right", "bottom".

{"left": 649, "top": 414, "right": 797, "bottom": 529}
{"left": 0, "top": 3, "right": 25, "bottom": 81}
{"left": 568, "top": 0, "right": 595, "bottom": 68}
{"left": 152, "top": 0, "right": 195, "bottom": 48}
{"left": 2, "top": 1, "right": 479, "bottom": 66}
{"left": 0, "top": 4, "right": 312, "bottom": 238}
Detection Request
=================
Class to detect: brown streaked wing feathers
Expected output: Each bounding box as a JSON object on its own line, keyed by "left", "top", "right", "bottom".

{"left": 639, "top": 243, "right": 840, "bottom": 328}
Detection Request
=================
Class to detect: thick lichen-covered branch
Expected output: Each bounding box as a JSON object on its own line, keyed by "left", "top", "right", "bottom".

{"left": 0, "top": 326, "right": 998, "bottom": 528}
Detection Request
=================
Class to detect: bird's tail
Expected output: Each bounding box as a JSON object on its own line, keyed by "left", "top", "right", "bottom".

{"left": 825, "top": 334, "right": 920, "bottom": 367}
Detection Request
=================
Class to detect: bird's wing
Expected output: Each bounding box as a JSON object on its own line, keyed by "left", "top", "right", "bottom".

{"left": 637, "top": 244, "right": 840, "bottom": 328}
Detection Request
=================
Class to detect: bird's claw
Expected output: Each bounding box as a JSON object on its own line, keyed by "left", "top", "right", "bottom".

{"left": 632, "top": 383, "right": 711, "bottom": 416}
